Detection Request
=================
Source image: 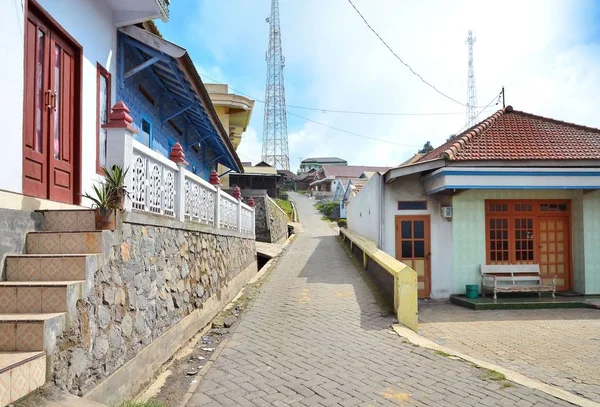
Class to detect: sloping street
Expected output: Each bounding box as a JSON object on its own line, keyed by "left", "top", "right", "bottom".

{"left": 188, "top": 193, "right": 571, "bottom": 406}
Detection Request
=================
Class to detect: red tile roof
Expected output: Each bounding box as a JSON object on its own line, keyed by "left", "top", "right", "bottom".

{"left": 418, "top": 106, "right": 600, "bottom": 162}
{"left": 321, "top": 165, "right": 390, "bottom": 178}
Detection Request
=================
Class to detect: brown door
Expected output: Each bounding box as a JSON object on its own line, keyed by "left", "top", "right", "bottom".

{"left": 395, "top": 216, "right": 431, "bottom": 298}
{"left": 538, "top": 217, "right": 570, "bottom": 291}
{"left": 23, "top": 4, "right": 77, "bottom": 204}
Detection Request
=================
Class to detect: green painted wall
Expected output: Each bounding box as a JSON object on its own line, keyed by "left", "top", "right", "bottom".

{"left": 571, "top": 193, "right": 585, "bottom": 293}
{"left": 583, "top": 192, "right": 600, "bottom": 294}
{"left": 451, "top": 190, "right": 578, "bottom": 294}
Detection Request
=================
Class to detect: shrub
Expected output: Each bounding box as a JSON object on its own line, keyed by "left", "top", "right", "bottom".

{"left": 337, "top": 219, "right": 347, "bottom": 228}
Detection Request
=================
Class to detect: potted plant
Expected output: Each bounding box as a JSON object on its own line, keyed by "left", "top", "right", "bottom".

{"left": 82, "top": 165, "right": 129, "bottom": 230}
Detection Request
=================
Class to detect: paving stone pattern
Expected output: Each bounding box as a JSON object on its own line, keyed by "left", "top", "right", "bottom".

{"left": 189, "top": 193, "right": 573, "bottom": 406}
{"left": 419, "top": 304, "right": 600, "bottom": 403}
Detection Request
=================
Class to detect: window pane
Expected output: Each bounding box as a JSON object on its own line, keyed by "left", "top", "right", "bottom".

{"left": 414, "top": 241, "right": 425, "bottom": 257}
{"left": 398, "top": 201, "right": 427, "bottom": 210}
{"left": 99, "top": 74, "right": 108, "bottom": 166}
{"left": 401, "top": 221, "right": 411, "bottom": 239}
{"left": 34, "top": 29, "right": 45, "bottom": 153}
{"left": 414, "top": 221, "right": 424, "bottom": 239}
{"left": 53, "top": 44, "right": 62, "bottom": 160}
{"left": 401, "top": 241, "right": 412, "bottom": 258}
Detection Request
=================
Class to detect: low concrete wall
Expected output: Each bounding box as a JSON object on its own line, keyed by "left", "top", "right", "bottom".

{"left": 0, "top": 207, "right": 43, "bottom": 279}
{"left": 51, "top": 211, "right": 257, "bottom": 401}
{"left": 247, "top": 192, "right": 288, "bottom": 244}
{"left": 340, "top": 229, "right": 418, "bottom": 332}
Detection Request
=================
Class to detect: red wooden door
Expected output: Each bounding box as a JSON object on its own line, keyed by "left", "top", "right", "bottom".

{"left": 23, "top": 5, "right": 77, "bottom": 204}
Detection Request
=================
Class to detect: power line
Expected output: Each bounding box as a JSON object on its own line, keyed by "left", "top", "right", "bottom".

{"left": 453, "top": 91, "right": 503, "bottom": 136}
{"left": 285, "top": 104, "right": 494, "bottom": 117}
{"left": 200, "top": 72, "right": 422, "bottom": 147}
{"left": 346, "top": 0, "right": 466, "bottom": 107}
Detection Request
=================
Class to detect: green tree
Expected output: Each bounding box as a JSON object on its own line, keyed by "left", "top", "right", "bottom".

{"left": 418, "top": 141, "right": 434, "bottom": 154}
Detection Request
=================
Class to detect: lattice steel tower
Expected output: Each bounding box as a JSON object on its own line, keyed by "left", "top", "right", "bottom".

{"left": 261, "top": 0, "right": 290, "bottom": 170}
{"left": 465, "top": 30, "right": 478, "bottom": 128}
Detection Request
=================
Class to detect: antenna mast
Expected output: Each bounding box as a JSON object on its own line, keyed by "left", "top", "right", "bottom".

{"left": 261, "top": 0, "right": 290, "bottom": 170}
{"left": 465, "top": 30, "right": 477, "bottom": 128}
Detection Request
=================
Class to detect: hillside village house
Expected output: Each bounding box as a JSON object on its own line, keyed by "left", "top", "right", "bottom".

{"left": 298, "top": 157, "right": 347, "bottom": 174}
{"left": 310, "top": 165, "right": 390, "bottom": 200}
{"left": 347, "top": 106, "right": 600, "bottom": 299}
{"left": 0, "top": 1, "right": 256, "bottom": 405}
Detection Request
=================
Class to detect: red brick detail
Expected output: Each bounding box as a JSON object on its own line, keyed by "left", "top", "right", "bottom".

{"left": 102, "top": 101, "right": 139, "bottom": 134}
{"left": 209, "top": 170, "right": 221, "bottom": 186}
{"left": 232, "top": 185, "right": 241, "bottom": 200}
{"left": 169, "top": 142, "right": 188, "bottom": 165}
{"left": 247, "top": 196, "right": 255, "bottom": 208}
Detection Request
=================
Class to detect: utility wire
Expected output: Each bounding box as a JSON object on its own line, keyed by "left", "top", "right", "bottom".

{"left": 452, "top": 91, "right": 503, "bottom": 136}
{"left": 285, "top": 104, "right": 495, "bottom": 116}
{"left": 346, "top": 0, "right": 466, "bottom": 107}
{"left": 200, "top": 73, "right": 422, "bottom": 147}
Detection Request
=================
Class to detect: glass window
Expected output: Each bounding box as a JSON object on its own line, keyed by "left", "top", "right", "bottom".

{"left": 401, "top": 241, "right": 412, "bottom": 258}
{"left": 138, "top": 116, "right": 152, "bottom": 147}
{"left": 401, "top": 221, "right": 412, "bottom": 239}
{"left": 398, "top": 201, "right": 427, "bottom": 210}
{"left": 96, "top": 63, "right": 111, "bottom": 172}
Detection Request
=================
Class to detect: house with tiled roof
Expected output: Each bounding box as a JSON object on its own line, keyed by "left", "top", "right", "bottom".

{"left": 309, "top": 165, "right": 390, "bottom": 199}
{"left": 347, "top": 106, "right": 600, "bottom": 299}
{"left": 298, "top": 157, "right": 347, "bottom": 174}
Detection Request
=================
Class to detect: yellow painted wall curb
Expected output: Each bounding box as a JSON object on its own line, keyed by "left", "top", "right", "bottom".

{"left": 340, "top": 229, "right": 418, "bottom": 332}
{"left": 392, "top": 324, "right": 599, "bottom": 407}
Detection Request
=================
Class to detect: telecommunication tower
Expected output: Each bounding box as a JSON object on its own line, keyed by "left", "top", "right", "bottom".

{"left": 465, "top": 30, "right": 477, "bottom": 128}
{"left": 261, "top": 0, "right": 290, "bottom": 170}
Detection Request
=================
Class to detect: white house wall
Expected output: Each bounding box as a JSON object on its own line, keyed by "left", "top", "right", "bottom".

{"left": 37, "top": 0, "right": 117, "bottom": 204}
{"left": 0, "top": 0, "right": 26, "bottom": 194}
{"left": 346, "top": 174, "right": 380, "bottom": 244}
{"left": 0, "top": 0, "right": 116, "bottom": 203}
{"left": 383, "top": 174, "right": 453, "bottom": 299}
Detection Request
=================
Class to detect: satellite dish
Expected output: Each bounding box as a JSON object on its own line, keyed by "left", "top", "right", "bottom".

{"left": 266, "top": 17, "right": 270, "bottom": 23}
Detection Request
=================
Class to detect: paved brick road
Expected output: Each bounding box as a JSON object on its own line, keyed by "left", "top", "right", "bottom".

{"left": 189, "top": 193, "right": 572, "bottom": 406}
{"left": 419, "top": 303, "right": 600, "bottom": 403}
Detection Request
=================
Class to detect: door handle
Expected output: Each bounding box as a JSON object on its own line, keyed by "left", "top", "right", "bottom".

{"left": 51, "top": 91, "right": 57, "bottom": 111}
{"left": 45, "top": 90, "right": 52, "bottom": 110}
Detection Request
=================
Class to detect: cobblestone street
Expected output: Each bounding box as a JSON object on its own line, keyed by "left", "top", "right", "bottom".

{"left": 419, "top": 303, "right": 600, "bottom": 403}
{"left": 189, "top": 193, "right": 573, "bottom": 406}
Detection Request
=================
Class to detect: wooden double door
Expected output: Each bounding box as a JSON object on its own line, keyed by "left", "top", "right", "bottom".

{"left": 23, "top": 3, "right": 80, "bottom": 204}
{"left": 486, "top": 200, "right": 571, "bottom": 291}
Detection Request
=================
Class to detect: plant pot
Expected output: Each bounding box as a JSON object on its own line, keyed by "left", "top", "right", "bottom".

{"left": 95, "top": 209, "right": 116, "bottom": 230}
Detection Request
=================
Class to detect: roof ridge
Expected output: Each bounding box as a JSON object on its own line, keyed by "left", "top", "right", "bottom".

{"left": 509, "top": 109, "right": 600, "bottom": 134}
{"left": 441, "top": 107, "right": 507, "bottom": 160}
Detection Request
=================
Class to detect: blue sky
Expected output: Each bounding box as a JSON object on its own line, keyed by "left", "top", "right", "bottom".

{"left": 157, "top": 0, "right": 600, "bottom": 172}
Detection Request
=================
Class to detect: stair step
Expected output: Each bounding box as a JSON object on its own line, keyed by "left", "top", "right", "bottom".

{"left": 26, "top": 231, "right": 103, "bottom": 255}
{"left": 37, "top": 209, "right": 96, "bottom": 232}
{"left": 4, "top": 255, "right": 89, "bottom": 282}
{"left": 0, "top": 282, "right": 84, "bottom": 314}
{"left": 0, "top": 352, "right": 46, "bottom": 406}
{"left": 0, "top": 314, "right": 65, "bottom": 352}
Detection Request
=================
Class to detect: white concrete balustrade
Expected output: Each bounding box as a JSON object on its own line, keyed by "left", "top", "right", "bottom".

{"left": 104, "top": 122, "right": 255, "bottom": 236}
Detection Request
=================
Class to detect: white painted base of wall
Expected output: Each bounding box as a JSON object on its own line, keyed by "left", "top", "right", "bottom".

{"left": 0, "top": 190, "right": 83, "bottom": 211}
{"left": 84, "top": 260, "right": 258, "bottom": 405}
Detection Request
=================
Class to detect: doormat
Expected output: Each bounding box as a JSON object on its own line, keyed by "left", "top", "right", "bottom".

{"left": 555, "top": 292, "right": 583, "bottom": 297}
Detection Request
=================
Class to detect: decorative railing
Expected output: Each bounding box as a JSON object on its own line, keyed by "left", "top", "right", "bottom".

{"left": 103, "top": 103, "right": 254, "bottom": 237}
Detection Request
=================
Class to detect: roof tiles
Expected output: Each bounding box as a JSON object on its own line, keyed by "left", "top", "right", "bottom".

{"left": 418, "top": 106, "right": 600, "bottom": 162}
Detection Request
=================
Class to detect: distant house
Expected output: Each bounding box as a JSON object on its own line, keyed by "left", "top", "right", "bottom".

{"left": 229, "top": 161, "right": 280, "bottom": 198}
{"left": 347, "top": 106, "right": 600, "bottom": 299}
{"left": 298, "top": 157, "right": 347, "bottom": 174}
{"left": 277, "top": 169, "right": 297, "bottom": 191}
{"left": 295, "top": 168, "right": 318, "bottom": 191}
{"left": 310, "top": 165, "right": 390, "bottom": 200}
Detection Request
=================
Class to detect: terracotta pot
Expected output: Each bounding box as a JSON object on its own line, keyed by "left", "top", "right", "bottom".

{"left": 95, "top": 209, "right": 116, "bottom": 230}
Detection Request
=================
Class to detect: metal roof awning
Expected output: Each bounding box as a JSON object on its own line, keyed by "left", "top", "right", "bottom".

{"left": 118, "top": 25, "right": 242, "bottom": 173}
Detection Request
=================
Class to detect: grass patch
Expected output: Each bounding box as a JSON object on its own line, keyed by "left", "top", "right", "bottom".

{"left": 479, "top": 368, "right": 507, "bottom": 382}
{"left": 435, "top": 350, "right": 452, "bottom": 357}
{"left": 121, "top": 401, "right": 165, "bottom": 407}
{"left": 501, "top": 381, "right": 514, "bottom": 389}
{"left": 275, "top": 198, "right": 293, "bottom": 220}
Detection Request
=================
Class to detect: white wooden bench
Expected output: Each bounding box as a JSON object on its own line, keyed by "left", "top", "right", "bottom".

{"left": 480, "top": 264, "right": 555, "bottom": 300}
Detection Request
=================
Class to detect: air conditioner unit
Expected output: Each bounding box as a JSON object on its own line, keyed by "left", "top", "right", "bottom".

{"left": 441, "top": 207, "right": 452, "bottom": 218}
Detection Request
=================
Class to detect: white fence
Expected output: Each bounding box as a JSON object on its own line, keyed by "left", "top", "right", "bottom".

{"left": 106, "top": 132, "right": 254, "bottom": 236}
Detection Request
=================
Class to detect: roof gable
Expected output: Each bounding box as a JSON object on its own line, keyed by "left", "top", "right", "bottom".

{"left": 418, "top": 106, "right": 600, "bottom": 162}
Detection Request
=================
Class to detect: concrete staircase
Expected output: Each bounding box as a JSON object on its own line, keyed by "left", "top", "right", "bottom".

{"left": 0, "top": 210, "right": 104, "bottom": 406}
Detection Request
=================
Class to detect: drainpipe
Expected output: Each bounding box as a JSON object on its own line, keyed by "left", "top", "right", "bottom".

{"left": 379, "top": 173, "right": 385, "bottom": 250}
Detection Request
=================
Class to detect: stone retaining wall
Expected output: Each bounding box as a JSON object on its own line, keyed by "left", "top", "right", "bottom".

{"left": 0, "top": 208, "right": 43, "bottom": 279}
{"left": 51, "top": 212, "right": 256, "bottom": 396}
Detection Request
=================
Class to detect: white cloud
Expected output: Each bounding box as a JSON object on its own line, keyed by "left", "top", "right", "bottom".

{"left": 183, "top": 0, "right": 600, "bottom": 171}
